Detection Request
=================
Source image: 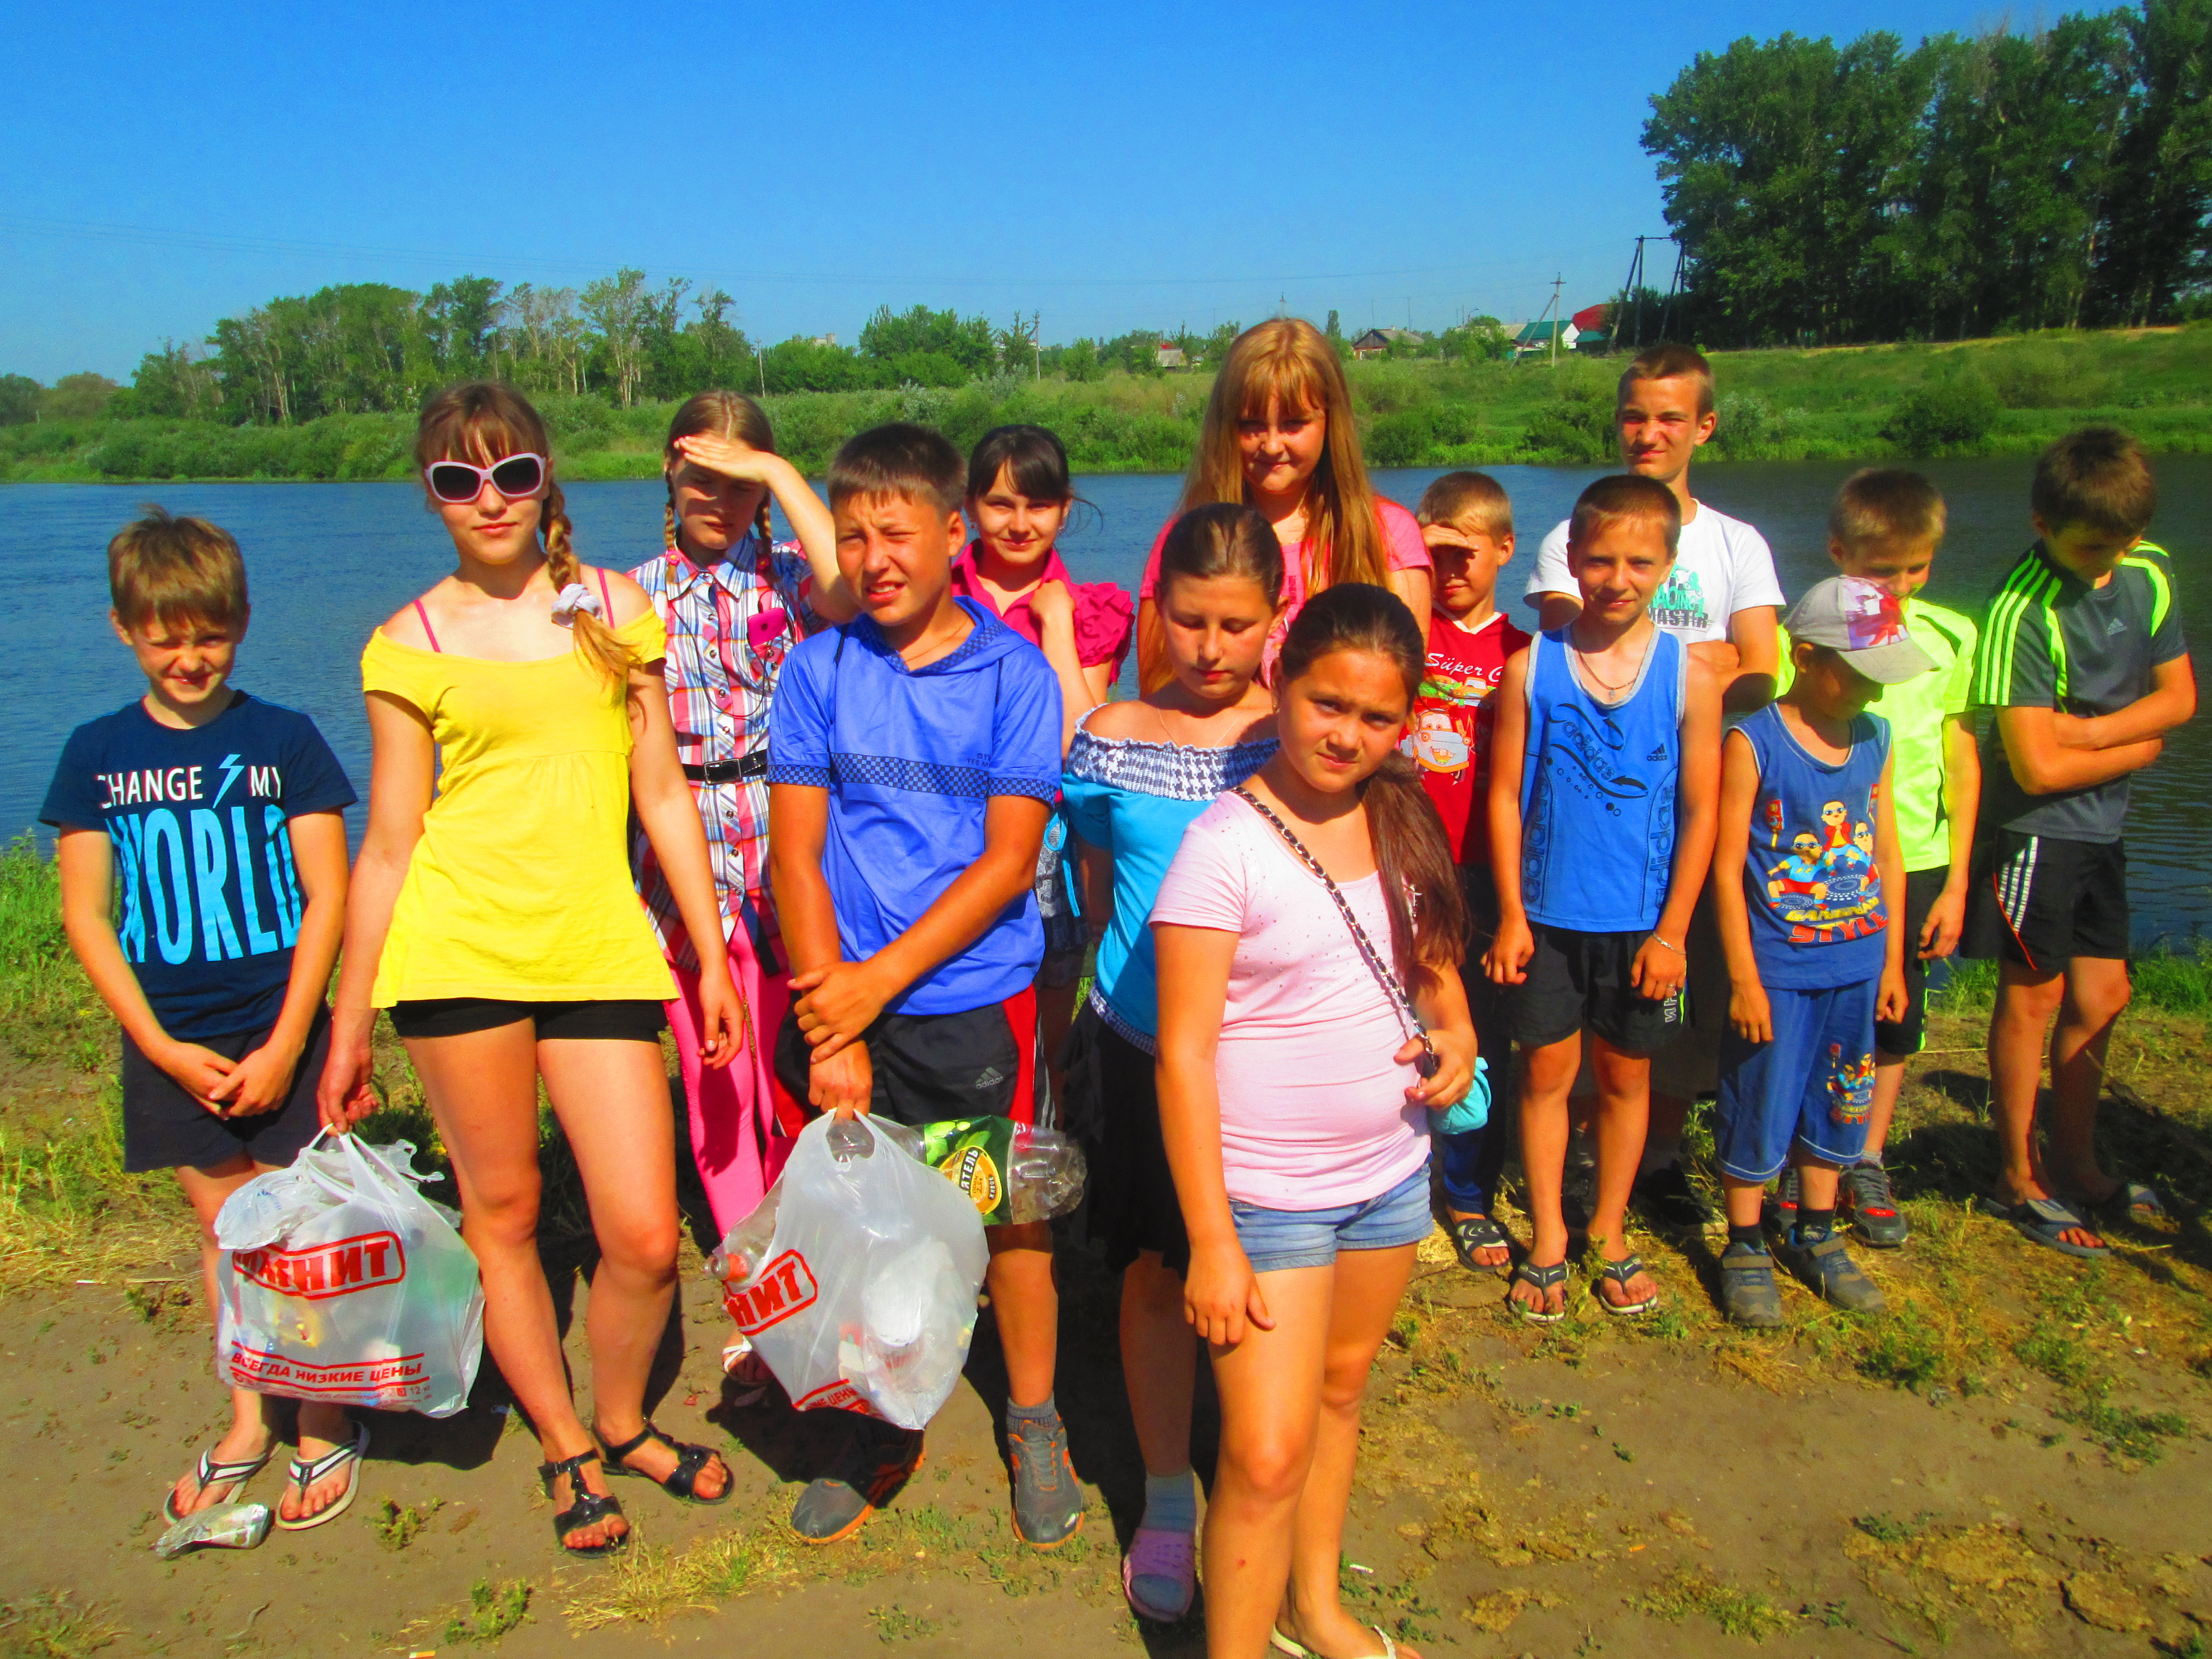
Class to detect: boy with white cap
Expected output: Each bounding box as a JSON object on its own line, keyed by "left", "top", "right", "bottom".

{"left": 1707, "top": 576, "right": 1930, "bottom": 1326}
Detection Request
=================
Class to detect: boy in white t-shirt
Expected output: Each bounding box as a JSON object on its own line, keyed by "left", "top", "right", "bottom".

{"left": 1522, "top": 344, "right": 1786, "bottom": 1231}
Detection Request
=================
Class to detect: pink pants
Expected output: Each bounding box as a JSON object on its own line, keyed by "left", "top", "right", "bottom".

{"left": 667, "top": 915, "right": 795, "bottom": 1238}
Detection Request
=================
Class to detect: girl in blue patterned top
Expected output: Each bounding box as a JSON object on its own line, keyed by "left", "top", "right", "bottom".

{"left": 1061, "top": 503, "right": 1282, "bottom": 1623}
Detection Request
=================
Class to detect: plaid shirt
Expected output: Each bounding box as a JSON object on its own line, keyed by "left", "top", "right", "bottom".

{"left": 628, "top": 536, "right": 819, "bottom": 973}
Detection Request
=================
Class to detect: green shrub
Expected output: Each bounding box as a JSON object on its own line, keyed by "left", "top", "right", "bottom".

{"left": 1518, "top": 384, "right": 1615, "bottom": 462}
{"left": 1880, "top": 373, "right": 2002, "bottom": 456}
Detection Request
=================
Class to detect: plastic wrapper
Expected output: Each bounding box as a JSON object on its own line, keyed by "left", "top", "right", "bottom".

{"left": 710, "top": 1114, "right": 987, "bottom": 1430}
{"left": 214, "top": 1134, "right": 483, "bottom": 1418}
{"left": 152, "top": 1501, "right": 272, "bottom": 1558}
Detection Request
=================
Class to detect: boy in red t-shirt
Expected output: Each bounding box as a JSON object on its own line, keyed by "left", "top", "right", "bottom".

{"left": 1405, "top": 472, "right": 1530, "bottom": 1272}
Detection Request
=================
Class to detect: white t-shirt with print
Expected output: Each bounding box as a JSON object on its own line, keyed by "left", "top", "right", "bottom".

{"left": 1523, "top": 501, "right": 1785, "bottom": 643}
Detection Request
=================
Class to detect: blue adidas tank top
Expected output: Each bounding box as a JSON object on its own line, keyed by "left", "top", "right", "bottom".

{"left": 1734, "top": 703, "right": 1891, "bottom": 989}
{"left": 1518, "top": 627, "right": 1686, "bottom": 932}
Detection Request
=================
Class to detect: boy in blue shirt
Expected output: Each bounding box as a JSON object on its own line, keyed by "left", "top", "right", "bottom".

{"left": 768, "top": 424, "right": 1072, "bottom": 1548}
{"left": 42, "top": 508, "right": 358, "bottom": 1526}
{"left": 1710, "top": 577, "right": 1925, "bottom": 1326}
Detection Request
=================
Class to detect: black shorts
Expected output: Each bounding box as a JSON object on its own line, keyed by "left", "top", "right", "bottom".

{"left": 1876, "top": 866, "right": 1950, "bottom": 1057}
{"left": 121, "top": 1004, "right": 331, "bottom": 1175}
{"left": 773, "top": 988, "right": 1038, "bottom": 1130}
{"left": 1962, "top": 832, "right": 2129, "bottom": 972}
{"left": 387, "top": 998, "right": 667, "bottom": 1043}
{"left": 1067, "top": 1003, "right": 1189, "bottom": 1274}
{"left": 1505, "top": 923, "right": 1683, "bottom": 1056}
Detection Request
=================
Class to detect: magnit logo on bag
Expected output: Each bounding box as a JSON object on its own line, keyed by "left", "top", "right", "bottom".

{"left": 723, "top": 1249, "right": 819, "bottom": 1334}
{"left": 938, "top": 1147, "right": 1003, "bottom": 1216}
{"left": 232, "top": 1231, "right": 406, "bottom": 1301}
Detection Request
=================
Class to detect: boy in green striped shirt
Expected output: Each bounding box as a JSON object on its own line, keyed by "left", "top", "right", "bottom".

{"left": 1963, "top": 427, "right": 2195, "bottom": 1260}
{"left": 1774, "top": 471, "right": 1981, "bottom": 1250}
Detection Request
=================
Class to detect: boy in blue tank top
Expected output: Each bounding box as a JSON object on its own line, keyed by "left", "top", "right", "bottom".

{"left": 1487, "top": 476, "right": 1722, "bottom": 1321}
{"left": 1710, "top": 577, "right": 1930, "bottom": 1327}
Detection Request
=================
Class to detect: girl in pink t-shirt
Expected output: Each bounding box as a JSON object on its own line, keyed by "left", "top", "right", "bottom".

{"left": 1152, "top": 583, "right": 1476, "bottom": 1659}
{"left": 1135, "top": 317, "right": 1432, "bottom": 691}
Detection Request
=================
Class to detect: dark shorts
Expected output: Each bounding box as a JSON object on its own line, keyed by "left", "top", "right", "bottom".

{"left": 1506, "top": 923, "right": 1683, "bottom": 1056}
{"left": 1070, "top": 1002, "right": 1189, "bottom": 1274}
{"left": 1876, "top": 866, "right": 1950, "bottom": 1057}
{"left": 1962, "top": 832, "right": 2129, "bottom": 972}
{"left": 388, "top": 998, "right": 667, "bottom": 1043}
{"left": 1716, "top": 980, "right": 1876, "bottom": 1180}
{"left": 774, "top": 988, "right": 1038, "bottom": 1130}
{"left": 121, "top": 1004, "right": 331, "bottom": 1175}
{"left": 1035, "top": 824, "right": 1085, "bottom": 992}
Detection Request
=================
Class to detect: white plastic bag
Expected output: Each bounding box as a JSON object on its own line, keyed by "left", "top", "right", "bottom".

{"left": 213, "top": 1134, "right": 484, "bottom": 1418}
{"left": 711, "top": 1114, "right": 987, "bottom": 1430}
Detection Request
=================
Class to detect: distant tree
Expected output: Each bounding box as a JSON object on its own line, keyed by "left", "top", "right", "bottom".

{"left": 859, "top": 304, "right": 998, "bottom": 377}
{"left": 422, "top": 276, "right": 504, "bottom": 376}
{"left": 42, "top": 372, "right": 120, "bottom": 421}
{"left": 1058, "top": 338, "right": 1104, "bottom": 383}
{"left": 998, "top": 311, "right": 1041, "bottom": 376}
{"left": 124, "top": 341, "right": 219, "bottom": 419}
{"left": 579, "top": 268, "right": 651, "bottom": 407}
{"left": 0, "top": 373, "right": 44, "bottom": 425}
{"left": 2088, "top": 0, "right": 2212, "bottom": 325}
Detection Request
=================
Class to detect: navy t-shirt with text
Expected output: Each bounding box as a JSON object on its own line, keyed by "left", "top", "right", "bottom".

{"left": 41, "top": 692, "right": 356, "bottom": 1039}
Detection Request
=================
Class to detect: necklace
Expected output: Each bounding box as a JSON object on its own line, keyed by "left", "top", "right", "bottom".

{"left": 1571, "top": 632, "right": 1652, "bottom": 700}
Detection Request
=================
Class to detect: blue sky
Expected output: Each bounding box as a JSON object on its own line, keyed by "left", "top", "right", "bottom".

{"left": 3, "top": 0, "right": 2005, "bottom": 383}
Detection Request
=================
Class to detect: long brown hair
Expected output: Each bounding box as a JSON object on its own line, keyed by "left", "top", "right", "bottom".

{"left": 664, "top": 389, "right": 779, "bottom": 552}
{"left": 415, "top": 382, "right": 635, "bottom": 687}
{"left": 1277, "top": 583, "right": 1467, "bottom": 986}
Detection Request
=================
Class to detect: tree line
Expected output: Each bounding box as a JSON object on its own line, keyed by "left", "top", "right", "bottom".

{"left": 1647, "top": 0, "right": 2212, "bottom": 346}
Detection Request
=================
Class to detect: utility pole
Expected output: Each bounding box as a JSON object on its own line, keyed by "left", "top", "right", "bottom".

{"left": 1546, "top": 275, "right": 1563, "bottom": 367}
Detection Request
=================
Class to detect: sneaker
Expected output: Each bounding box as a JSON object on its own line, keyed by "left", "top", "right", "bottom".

{"left": 1776, "top": 1226, "right": 1886, "bottom": 1313}
{"left": 1841, "top": 1162, "right": 1909, "bottom": 1249}
{"left": 1762, "top": 1166, "right": 1801, "bottom": 1237}
{"left": 1718, "top": 1241, "right": 1783, "bottom": 1328}
{"left": 789, "top": 1418, "right": 924, "bottom": 1544}
{"left": 1632, "top": 1161, "right": 1719, "bottom": 1230}
{"left": 1007, "top": 1412, "right": 1084, "bottom": 1548}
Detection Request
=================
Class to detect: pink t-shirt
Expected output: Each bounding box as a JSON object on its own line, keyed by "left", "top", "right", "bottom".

{"left": 1141, "top": 497, "right": 1430, "bottom": 680}
{"left": 1149, "top": 793, "right": 1429, "bottom": 1211}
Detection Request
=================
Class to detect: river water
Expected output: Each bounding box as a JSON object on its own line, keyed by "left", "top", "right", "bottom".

{"left": 6, "top": 457, "right": 2206, "bottom": 942}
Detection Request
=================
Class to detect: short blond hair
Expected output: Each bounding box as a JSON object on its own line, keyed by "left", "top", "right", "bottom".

{"left": 1415, "top": 471, "right": 1513, "bottom": 540}
{"left": 1619, "top": 343, "right": 1715, "bottom": 419}
{"left": 1829, "top": 468, "right": 1947, "bottom": 549}
{"left": 108, "top": 506, "right": 247, "bottom": 630}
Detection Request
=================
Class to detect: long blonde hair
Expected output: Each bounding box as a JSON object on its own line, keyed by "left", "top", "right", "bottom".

{"left": 415, "top": 382, "right": 635, "bottom": 687}
{"left": 1144, "top": 319, "right": 1389, "bottom": 690}
{"left": 663, "top": 389, "right": 779, "bottom": 552}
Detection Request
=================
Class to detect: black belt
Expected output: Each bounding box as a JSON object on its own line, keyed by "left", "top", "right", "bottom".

{"left": 684, "top": 755, "right": 768, "bottom": 784}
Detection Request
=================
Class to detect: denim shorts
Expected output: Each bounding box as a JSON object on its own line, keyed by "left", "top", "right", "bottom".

{"left": 1230, "top": 1163, "right": 1433, "bottom": 1274}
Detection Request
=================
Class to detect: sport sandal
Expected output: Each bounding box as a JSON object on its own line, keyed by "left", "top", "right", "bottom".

{"left": 274, "top": 1422, "right": 369, "bottom": 1532}
{"left": 1508, "top": 1258, "right": 1568, "bottom": 1323}
{"left": 164, "top": 1441, "right": 275, "bottom": 1523}
{"left": 539, "top": 1449, "right": 629, "bottom": 1557}
{"left": 1447, "top": 1213, "right": 1512, "bottom": 1274}
{"left": 597, "top": 1420, "right": 732, "bottom": 1506}
{"left": 1594, "top": 1251, "right": 1659, "bottom": 1317}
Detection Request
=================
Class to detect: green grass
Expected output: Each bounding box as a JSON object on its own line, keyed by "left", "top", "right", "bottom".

{"left": 0, "top": 1593, "right": 122, "bottom": 1659}
{"left": 1934, "top": 938, "right": 2212, "bottom": 1016}
{"left": 8, "top": 323, "right": 2210, "bottom": 482}
{"left": 1633, "top": 1569, "right": 1799, "bottom": 1642}
{"left": 442, "top": 1580, "right": 530, "bottom": 1644}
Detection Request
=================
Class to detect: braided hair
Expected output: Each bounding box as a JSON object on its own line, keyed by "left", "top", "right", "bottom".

{"left": 663, "top": 389, "right": 779, "bottom": 554}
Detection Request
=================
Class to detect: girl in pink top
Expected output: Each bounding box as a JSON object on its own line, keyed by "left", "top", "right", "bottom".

{"left": 1152, "top": 583, "right": 1476, "bottom": 1659}
{"left": 1135, "top": 318, "right": 1432, "bottom": 692}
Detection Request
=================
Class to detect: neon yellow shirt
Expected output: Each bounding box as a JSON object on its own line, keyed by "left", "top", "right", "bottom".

{"left": 360, "top": 608, "right": 677, "bottom": 1006}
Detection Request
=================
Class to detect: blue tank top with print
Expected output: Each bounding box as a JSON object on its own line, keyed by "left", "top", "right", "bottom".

{"left": 1518, "top": 628, "right": 1686, "bottom": 932}
{"left": 1734, "top": 703, "right": 1892, "bottom": 989}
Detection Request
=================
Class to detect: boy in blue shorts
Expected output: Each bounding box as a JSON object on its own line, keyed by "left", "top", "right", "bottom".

{"left": 43, "top": 508, "right": 359, "bottom": 1525}
{"left": 1964, "top": 427, "right": 2194, "bottom": 1258}
{"left": 1710, "top": 577, "right": 1924, "bottom": 1325}
{"left": 768, "top": 424, "right": 1074, "bottom": 1548}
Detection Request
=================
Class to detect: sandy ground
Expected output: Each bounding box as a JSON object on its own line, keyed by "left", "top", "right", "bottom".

{"left": 4, "top": 1010, "right": 2210, "bottom": 1659}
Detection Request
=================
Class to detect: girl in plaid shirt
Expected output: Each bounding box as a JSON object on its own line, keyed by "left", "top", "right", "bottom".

{"left": 630, "top": 392, "right": 852, "bottom": 1368}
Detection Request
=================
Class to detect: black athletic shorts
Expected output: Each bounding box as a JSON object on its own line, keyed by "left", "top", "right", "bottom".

{"left": 1962, "top": 832, "right": 2129, "bottom": 972}
{"left": 772, "top": 988, "right": 1038, "bottom": 1130}
{"left": 1876, "top": 866, "right": 1950, "bottom": 1057}
{"left": 387, "top": 998, "right": 667, "bottom": 1043}
{"left": 1505, "top": 923, "right": 1683, "bottom": 1056}
{"left": 121, "top": 1003, "right": 331, "bottom": 1174}
{"left": 1069, "top": 1003, "right": 1188, "bottom": 1274}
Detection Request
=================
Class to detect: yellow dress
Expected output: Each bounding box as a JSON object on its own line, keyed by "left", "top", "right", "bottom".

{"left": 361, "top": 609, "right": 678, "bottom": 1007}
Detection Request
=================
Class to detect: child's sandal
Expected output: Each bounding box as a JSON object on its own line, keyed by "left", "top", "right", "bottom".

{"left": 1595, "top": 1251, "right": 1659, "bottom": 1318}
{"left": 1508, "top": 1258, "right": 1569, "bottom": 1323}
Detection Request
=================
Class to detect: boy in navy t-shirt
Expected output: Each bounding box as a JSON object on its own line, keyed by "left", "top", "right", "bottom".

{"left": 42, "top": 508, "right": 357, "bottom": 1525}
{"left": 1710, "top": 577, "right": 1925, "bottom": 1327}
{"left": 767, "top": 425, "right": 1071, "bottom": 1548}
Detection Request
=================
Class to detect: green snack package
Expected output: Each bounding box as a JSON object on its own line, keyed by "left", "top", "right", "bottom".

{"left": 913, "top": 1117, "right": 1018, "bottom": 1226}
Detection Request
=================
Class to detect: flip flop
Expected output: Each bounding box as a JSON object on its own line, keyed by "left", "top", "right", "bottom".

{"left": 1508, "top": 1258, "right": 1569, "bottom": 1323}
{"left": 1976, "top": 1195, "right": 2109, "bottom": 1259}
{"left": 1446, "top": 1213, "right": 1512, "bottom": 1274}
{"left": 1594, "top": 1250, "right": 1659, "bottom": 1317}
{"left": 1271, "top": 1625, "right": 1399, "bottom": 1658}
{"left": 2073, "top": 1180, "right": 2170, "bottom": 1227}
{"left": 274, "top": 1422, "right": 369, "bottom": 1531}
{"left": 163, "top": 1443, "right": 275, "bottom": 1523}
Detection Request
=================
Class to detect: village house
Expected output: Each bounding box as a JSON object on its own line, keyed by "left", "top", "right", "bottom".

{"left": 1350, "top": 327, "right": 1427, "bottom": 360}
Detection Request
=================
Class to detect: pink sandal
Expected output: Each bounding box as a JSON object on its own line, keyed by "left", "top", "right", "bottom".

{"left": 1123, "top": 1524, "right": 1196, "bottom": 1622}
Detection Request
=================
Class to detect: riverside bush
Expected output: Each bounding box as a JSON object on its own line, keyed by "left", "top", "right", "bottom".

{"left": 1880, "top": 372, "right": 2003, "bottom": 456}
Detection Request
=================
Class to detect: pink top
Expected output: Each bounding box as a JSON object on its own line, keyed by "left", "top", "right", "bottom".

{"left": 1141, "top": 497, "right": 1430, "bottom": 679}
{"left": 950, "top": 544, "right": 1135, "bottom": 681}
{"left": 1149, "top": 793, "right": 1428, "bottom": 1211}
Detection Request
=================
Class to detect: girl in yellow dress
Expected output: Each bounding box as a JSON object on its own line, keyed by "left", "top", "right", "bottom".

{"left": 319, "top": 383, "right": 744, "bottom": 1556}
